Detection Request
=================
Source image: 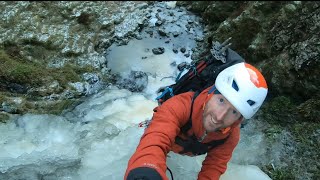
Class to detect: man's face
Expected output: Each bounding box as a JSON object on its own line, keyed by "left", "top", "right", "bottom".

{"left": 202, "top": 94, "right": 242, "bottom": 132}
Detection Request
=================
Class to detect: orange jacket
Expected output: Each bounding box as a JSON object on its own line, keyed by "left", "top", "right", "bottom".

{"left": 125, "top": 86, "right": 241, "bottom": 180}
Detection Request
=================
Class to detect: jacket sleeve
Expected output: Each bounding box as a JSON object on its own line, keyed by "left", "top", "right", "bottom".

{"left": 198, "top": 126, "right": 240, "bottom": 180}
{"left": 124, "top": 93, "right": 192, "bottom": 180}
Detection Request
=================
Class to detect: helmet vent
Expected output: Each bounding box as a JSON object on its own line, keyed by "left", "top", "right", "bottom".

{"left": 232, "top": 80, "right": 239, "bottom": 91}
{"left": 247, "top": 100, "right": 255, "bottom": 106}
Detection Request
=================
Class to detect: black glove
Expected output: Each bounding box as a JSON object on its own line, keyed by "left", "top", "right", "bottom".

{"left": 127, "top": 167, "right": 162, "bottom": 180}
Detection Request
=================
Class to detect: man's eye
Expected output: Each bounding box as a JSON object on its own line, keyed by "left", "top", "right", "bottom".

{"left": 219, "top": 98, "right": 224, "bottom": 103}
{"left": 232, "top": 110, "right": 238, "bottom": 114}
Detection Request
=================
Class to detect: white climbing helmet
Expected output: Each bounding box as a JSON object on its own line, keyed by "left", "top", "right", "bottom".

{"left": 215, "top": 62, "right": 268, "bottom": 119}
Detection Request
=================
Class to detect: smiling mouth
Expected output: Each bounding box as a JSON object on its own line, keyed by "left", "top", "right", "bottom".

{"left": 210, "top": 116, "right": 218, "bottom": 124}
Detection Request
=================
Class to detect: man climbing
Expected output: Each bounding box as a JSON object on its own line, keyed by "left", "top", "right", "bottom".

{"left": 124, "top": 46, "right": 268, "bottom": 180}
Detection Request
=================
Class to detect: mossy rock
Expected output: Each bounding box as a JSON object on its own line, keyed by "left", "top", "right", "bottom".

{"left": 263, "top": 165, "right": 295, "bottom": 180}
{"left": 0, "top": 49, "right": 98, "bottom": 94}
{"left": 296, "top": 98, "right": 320, "bottom": 122}
{"left": 0, "top": 112, "right": 10, "bottom": 123}
{"left": 24, "top": 99, "right": 78, "bottom": 115}
{"left": 259, "top": 96, "right": 296, "bottom": 125}
{"left": 0, "top": 49, "right": 50, "bottom": 87}
{"left": 260, "top": 96, "right": 320, "bottom": 179}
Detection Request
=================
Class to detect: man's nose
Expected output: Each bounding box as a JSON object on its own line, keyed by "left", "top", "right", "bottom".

{"left": 216, "top": 107, "right": 228, "bottom": 122}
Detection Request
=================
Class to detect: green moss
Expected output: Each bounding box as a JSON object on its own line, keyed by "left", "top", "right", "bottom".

{"left": 64, "top": 51, "right": 81, "bottom": 58}
{"left": 0, "top": 48, "right": 13, "bottom": 62}
{"left": 212, "top": 16, "right": 261, "bottom": 57}
{"left": 264, "top": 125, "right": 283, "bottom": 141}
{"left": 183, "top": 1, "right": 212, "bottom": 14}
{"left": 261, "top": 96, "right": 320, "bottom": 125}
{"left": 3, "top": 43, "right": 23, "bottom": 60}
{"left": 77, "top": 12, "right": 92, "bottom": 26}
{"left": 52, "top": 65, "right": 81, "bottom": 87}
{"left": 261, "top": 96, "right": 319, "bottom": 145}
{"left": 24, "top": 99, "right": 78, "bottom": 115}
{"left": 253, "top": 1, "right": 288, "bottom": 18}
{"left": 47, "top": 99, "right": 77, "bottom": 115}
{"left": 296, "top": 99, "right": 320, "bottom": 122}
{"left": 0, "top": 94, "right": 5, "bottom": 102}
{"left": 72, "top": 64, "right": 96, "bottom": 74}
{"left": 263, "top": 165, "right": 295, "bottom": 180}
{"left": 260, "top": 96, "right": 320, "bottom": 179}
{"left": 290, "top": 122, "right": 320, "bottom": 148}
{"left": 0, "top": 50, "right": 47, "bottom": 86}
{"left": 51, "top": 64, "right": 96, "bottom": 88}
{"left": 0, "top": 113, "right": 10, "bottom": 123}
{"left": 286, "top": 121, "right": 320, "bottom": 179}
{"left": 0, "top": 92, "right": 16, "bottom": 101}
{"left": 259, "top": 96, "right": 296, "bottom": 125}
{"left": 0, "top": 50, "right": 98, "bottom": 91}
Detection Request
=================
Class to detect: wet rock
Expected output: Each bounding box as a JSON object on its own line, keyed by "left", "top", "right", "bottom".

{"left": 152, "top": 47, "right": 165, "bottom": 55}
{"left": 155, "top": 20, "right": 163, "bottom": 26}
{"left": 1, "top": 97, "right": 24, "bottom": 114}
{"left": 146, "top": 30, "right": 154, "bottom": 36}
{"left": 116, "top": 71, "right": 148, "bottom": 92}
{"left": 7, "top": 83, "right": 28, "bottom": 94}
{"left": 146, "top": 13, "right": 152, "bottom": 18}
{"left": 173, "top": 31, "right": 180, "bottom": 37}
{"left": 45, "top": 81, "right": 63, "bottom": 95}
{"left": 158, "top": 28, "right": 168, "bottom": 36}
{"left": 77, "top": 12, "right": 93, "bottom": 26}
{"left": 68, "top": 82, "right": 88, "bottom": 96}
{"left": 185, "top": 24, "right": 192, "bottom": 31}
{"left": 81, "top": 73, "right": 103, "bottom": 95}
{"left": 173, "top": 48, "right": 178, "bottom": 54}
{"left": 170, "top": 62, "right": 177, "bottom": 66}
{"left": 155, "top": 13, "right": 162, "bottom": 21}
{"left": 82, "top": 73, "right": 100, "bottom": 84}
{"left": 116, "top": 38, "right": 130, "bottom": 46}
{"left": 1, "top": 102, "right": 17, "bottom": 114}
{"left": 27, "top": 81, "right": 63, "bottom": 97}
{"left": 0, "top": 112, "right": 10, "bottom": 122}
{"left": 61, "top": 89, "right": 76, "bottom": 99}
{"left": 177, "top": 62, "right": 189, "bottom": 71}
{"left": 195, "top": 36, "right": 204, "bottom": 42}
{"left": 135, "top": 35, "right": 143, "bottom": 40}
{"left": 114, "top": 16, "right": 125, "bottom": 25}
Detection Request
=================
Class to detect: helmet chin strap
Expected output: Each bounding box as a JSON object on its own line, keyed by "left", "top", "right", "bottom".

{"left": 202, "top": 85, "right": 220, "bottom": 110}
{"left": 208, "top": 85, "right": 220, "bottom": 94}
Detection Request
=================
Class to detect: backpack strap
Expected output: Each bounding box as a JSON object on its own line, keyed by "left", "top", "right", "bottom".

{"left": 175, "top": 134, "right": 229, "bottom": 155}
{"left": 180, "top": 91, "right": 200, "bottom": 134}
